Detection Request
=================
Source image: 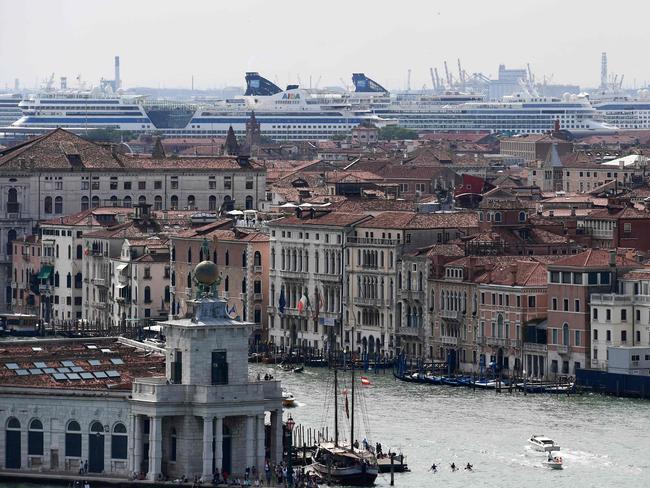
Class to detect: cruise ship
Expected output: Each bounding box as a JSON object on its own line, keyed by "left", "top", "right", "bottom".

{"left": 591, "top": 90, "right": 650, "bottom": 130}
{"left": 4, "top": 72, "right": 619, "bottom": 142}
{"left": 0, "top": 94, "right": 23, "bottom": 128}
{"left": 351, "top": 73, "right": 617, "bottom": 135}
{"left": 3, "top": 73, "right": 393, "bottom": 142}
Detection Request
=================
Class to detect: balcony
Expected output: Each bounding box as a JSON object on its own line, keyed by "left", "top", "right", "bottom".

{"left": 275, "top": 269, "right": 308, "bottom": 280}
{"left": 590, "top": 293, "right": 632, "bottom": 305}
{"left": 93, "top": 302, "right": 107, "bottom": 310}
{"left": 397, "top": 326, "right": 422, "bottom": 337}
{"left": 40, "top": 255, "right": 54, "bottom": 265}
{"left": 38, "top": 284, "right": 52, "bottom": 294}
{"left": 132, "top": 378, "right": 282, "bottom": 404}
{"left": 117, "top": 274, "right": 129, "bottom": 285}
{"left": 314, "top": 272, "right": 341, "bottom": 282}
{"left": 523, "top": 342, "right": 548, "bottom": 353}
{"left": 400, "top": 288, "right": 425, "bottom": 301}
{"left": 556, "top": 345, "right": 569, "bottom": 354}
{"left": 353, "top": 297, "right": 388, "bottom": 307}
{"left": 440, "top": 309, "right": 462, "bottom": 320}
{"left": 509, "top": 339, "right": 522, "bottom": 349}
{"left": 441, "top": 336, "right": 458, "bottom": 346}
{"left": 486, "top": 337, "right": 508, "bottom": 347}
{"left": 347, "top": 237, "right": 399, "bottom": 246}
{"left": 91, "top": 278, "right": 106, "bottom": 287}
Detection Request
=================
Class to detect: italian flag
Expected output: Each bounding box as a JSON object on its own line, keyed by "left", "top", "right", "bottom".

{"left": 297, "top": 294, "right": 310, "bottom": 314}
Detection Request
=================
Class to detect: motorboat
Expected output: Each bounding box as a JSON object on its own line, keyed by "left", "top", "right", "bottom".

{"left": 528, "top": 435, "right": 560, "bottom": 452}
{"left": 472, "top": 379, "right": 497, "bottom": 389}
{"left": 542, "top": 454, "right": 564, "bottom": 470}
{"left": 282, "top": 390, "right": 296, "bottom": 408}
{"left": 293, "top": 366, "right": 305, "bottom": 373}
{"left": 312, "top": 443, "right": 379, "bottom": 486}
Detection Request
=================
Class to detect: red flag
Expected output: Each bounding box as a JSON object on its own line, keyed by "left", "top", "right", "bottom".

{"left": 360, "top": 376, "right": 371, "bottom": 386}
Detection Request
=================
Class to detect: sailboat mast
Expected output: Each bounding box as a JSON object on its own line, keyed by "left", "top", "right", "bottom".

{"left": 334, "top": 368, "right": 339, "bottom": 446}
{"left": 351, "top": 364, "right": 355, "bottom": 451}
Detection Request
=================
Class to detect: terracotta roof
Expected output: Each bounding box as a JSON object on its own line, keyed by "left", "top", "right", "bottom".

{"left": 271, "top": 212, "right": 370, "bottom": 228}
{"left": 551, "top": 249, "right": 640, "bottom": 268}
{"left": 476, "top": 259, "right": 549, "bottom": 286}
{"left": 40, "top": 208, "right": 128, "bottom": 227}
{"left": 359, "top": 211, "right": 478, "bottom": 230}
{"left": 0, "top": 337, "right": 164, "bottom": 391}
{"left": 0, "top": 129, "right": 123, "bottom": 170}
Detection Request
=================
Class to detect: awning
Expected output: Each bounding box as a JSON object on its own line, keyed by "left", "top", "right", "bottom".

{"left": 37, "top": 266, "right": 53, "bottom": 280}
{"left": 116, "top": 263, "right": 128, "bottom": 272}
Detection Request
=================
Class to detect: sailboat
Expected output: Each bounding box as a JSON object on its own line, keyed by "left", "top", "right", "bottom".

{"left": 311, "top": 366, "right": 379, "bottom": 486}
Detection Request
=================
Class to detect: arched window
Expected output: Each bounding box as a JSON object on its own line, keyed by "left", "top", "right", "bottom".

{"left": 223, "top": 195, "right": 233, "bottom": 212}
{"left": 111, "top": 423, "right": 127, "bottom": 460}
{"left": 245, "top": 195, "right": 254, "bottom": 210}
{"left": 91, "top": 196, "right": 99, "bottom": 209}
{"left": 123, "top": 196, "right": 132, "bottom": 208}
{"left": 164, "top": 285, "right": 170, "bottom": 303}
{"left": 224, "top": 275, "right": 229, "bottom": 292}
{"left": 242, "top": 251, "right": 247, "bottom": 268}
{"left": 53, "top": 196, "right": 63, "bottom": 214}
{"left": 74, "top": 272, "right": 82, "bottom": 289}
{"left": 7, "top": 188, "right": 17, "bottom": 204}
{"left": 66, "top": 272, "right": 72, "bottom": 288}
{"left": 28, "top": 419, "right": 44, "bottom": 456}
{"left": 254, "top": 251, "right": 262, "bottom": 267}
{"left": 241, "top": 278, "right": 247, "bottom": 293}
{"left": 187, "top": 247, "right": 192, "bottom": 264}
{"left": 144, "top": 286, "right": 151, "bottom": 303}
{"left": 497, "top": 314, "right": 504, "bottom": 338}
{"left": 187, "top": 195, "right": 195, "bottom": 209}
{"left": 519, "top": 211, "right": 527, "bottom": 222}
{"left": 6, "top": 417, "right": 21, "bottom": 468}
{"left": 81, "top": 196, "right": 90, "bottom": 211}
{"left": 209, "top": 195, "right": 217, "bottom": 210}
{"left": 44, "top": 196, "right": 53, "bottom": 213}
{"left": 225, "top": 250, "right": 230, "bottom": 266}
{"left": 138, "top": 195, "right": 147, "bottom": 205}
{"left": 170, "top": 195, "right": 178, "bottom": 210}
{"left": 494, "top": 212, "right": 502, "bottom": 223}
{"left": 187, "top": 272, "right": 192, "bottom": 288}
{"left": 6, "top": 228, "right": 17, "bottom": 256}
{"left": 154, "top": 195, "right": 163, "bottom": 210}
{"left": 563, "top": 323, "right": 570, "bottom": 345}
{"left": 110, "top": 196, "right": 118, "bottom": 207}
{"left": 171, "top": 271, "right": 176, "bottom": 286}
{"left": 66, "top": 420, "right": 82, "bottom": 458}
{"left": 76, "top": 245, "right": 83, "bottom": 260}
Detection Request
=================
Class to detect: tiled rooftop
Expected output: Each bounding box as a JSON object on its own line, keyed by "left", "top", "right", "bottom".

{"left": 0, "top": 337, "right": 164, "bottom": 391}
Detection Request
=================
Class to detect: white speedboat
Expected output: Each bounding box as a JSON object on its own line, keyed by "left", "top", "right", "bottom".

{"left": 542, "top": 454, "right": 564, "bottom": 470}
{"left": 529, "top": 435, "right": 560, "bottom": 452}
{"left": 282, "top": 390, "right": 296, "bottom": 408}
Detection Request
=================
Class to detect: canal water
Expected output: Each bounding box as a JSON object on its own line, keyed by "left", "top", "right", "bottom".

{"left": 6, "top": 365, "right": 649, "bottom": 488}
{"left": 266, "top": 364, "right": 649, "bottom": 488}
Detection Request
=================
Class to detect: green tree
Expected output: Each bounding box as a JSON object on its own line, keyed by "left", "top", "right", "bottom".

{"left": 379, "top": 126, "right": 418, "bottom": 140}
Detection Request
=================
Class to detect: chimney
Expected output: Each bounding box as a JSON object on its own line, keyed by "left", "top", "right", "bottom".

{"left": 549, "top": 210, "right": 554, "bottom": 217}
{"left": 114, "top": 56, "right": 121, "bottom": 90}
{"left": 509, "top": 263, "right": 517, "bottom": 285}
{"left": 609, "top": 250, "right": 617, "bottom": 267}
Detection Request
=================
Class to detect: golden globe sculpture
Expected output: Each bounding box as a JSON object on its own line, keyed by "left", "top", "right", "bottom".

{"left": 193, "top": 260, "right": 219, "bottom": 286}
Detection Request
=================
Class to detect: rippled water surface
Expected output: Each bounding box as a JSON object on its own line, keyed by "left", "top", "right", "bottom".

{"left": 6, "top": 365, "right": 650, "bottom": 488}
{"left": 268, "top": 365, "right": 649, "bottom": 488}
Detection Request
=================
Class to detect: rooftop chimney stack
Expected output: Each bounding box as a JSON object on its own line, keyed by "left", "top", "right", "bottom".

{"left": 114, "top": 56, "right": 121, "bottom": 90}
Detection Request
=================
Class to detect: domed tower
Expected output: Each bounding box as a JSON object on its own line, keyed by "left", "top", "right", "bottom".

{"left": 163, "top": 258, "right": 251, "bottom": 386}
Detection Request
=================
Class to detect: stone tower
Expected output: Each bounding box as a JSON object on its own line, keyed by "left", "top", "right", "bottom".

{"left": 245, "top": 111, "right": 261, "bottom": 155}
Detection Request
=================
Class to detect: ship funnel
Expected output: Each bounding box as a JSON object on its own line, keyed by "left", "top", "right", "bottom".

{"left": 352, "top": 73, "right": 388, "bottom": 93}
{"left": 244, "top": 72, "right": 282, "bottom": 96}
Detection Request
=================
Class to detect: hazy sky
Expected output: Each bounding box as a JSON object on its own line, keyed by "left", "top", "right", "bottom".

{"left": 1, "top": 0, "right": 649, "bottom": 91}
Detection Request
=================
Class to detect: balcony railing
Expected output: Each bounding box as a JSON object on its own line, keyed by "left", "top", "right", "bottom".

{"left": 486, "top": 337, "right": 508, "bottom": 347}
{"left": 556, "top": 344, "right": 569, "bottom": 354}
{"left": 254, "top": 265, "right": 263, "bottom": 273}
{"left": 253, "top": 293, "right": 263, "bottom": 301}
{"left": 91, "top": 278, "right": 106, "bottom": 287}
{"left": 523, "top": 342, "right": 548, "bottom": 353}
{"left": 440, "top": 309, "right": 462, "bottom": 320}
{"left": 347, "top": 237, "right": 400, "bottom": 246}
{"left": 441, "top": 336, "right": 458, "bottom": 346}
{"left": 353, "top": 297, "right": 388, "bottom": 307}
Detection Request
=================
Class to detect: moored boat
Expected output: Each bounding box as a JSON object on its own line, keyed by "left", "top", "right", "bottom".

{"left": 282, "top": 390, "right": 296, "bottom": 408}
{"left": 542, "top": 453, "right": 564, "bottom": 470}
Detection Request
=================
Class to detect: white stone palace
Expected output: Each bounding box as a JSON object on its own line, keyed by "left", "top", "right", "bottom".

{"left": 0, "top": 258, "right": 283, "bottom": 482}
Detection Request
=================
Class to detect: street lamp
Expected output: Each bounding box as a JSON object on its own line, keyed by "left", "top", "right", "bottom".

{"left": 286, "top": 415, "right": 295, "bottom": 486}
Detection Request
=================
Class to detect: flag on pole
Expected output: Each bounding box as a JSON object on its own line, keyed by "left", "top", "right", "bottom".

{"left": 297, "top": 294, "right": 309, "bottom": 314}
{"left": 360, "top": 376, "right": 371, "bottom": 387}
{"left": 278, "top": 288, "right": 286, "bottom": 314}
{"left": 312, "top": 288, "right": 322, "bottom": 320}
